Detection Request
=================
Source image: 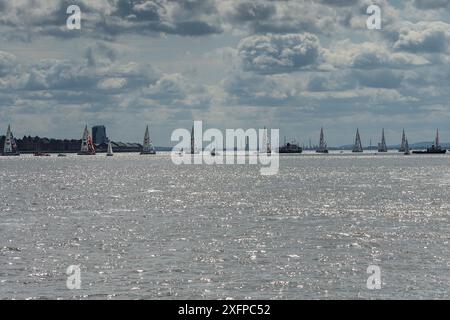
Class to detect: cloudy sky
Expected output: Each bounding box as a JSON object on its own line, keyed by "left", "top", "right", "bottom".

{"left": 1, "top": 0, "right": 450, "bottom": 146}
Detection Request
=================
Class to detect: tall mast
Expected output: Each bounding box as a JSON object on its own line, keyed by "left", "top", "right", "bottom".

{"left": 435, "top": 129, "right": 440, "bottom": 146}
{"left": 191, "top": 125, "right": 195, "bottom": 154}
{"left": 143, "top": 125, "right": 149, "bottom": 151}
{"left": 405, "top": 137, "right": 410, "bottom": 154}
{"left": 141, "top": 124, "right": 155, "bottom": 154}
{"left": 319, "top": 127, "right": 324, "bottom": 147}
{"left": 399, "top": 129, "right": 406, "bottom": 152}
{"left": 378, "top": 128, "right": 387, "bottom": 152}
{"left": 262, "top": 126, "right": 268, "bottom": 153}
{"left": 80, "top": 125, "right": 89, "bottom": 152}
{"left": 317, "top": 127, "right": 328, "bottom": 153}
{"left": 353, "top": 128, "right": 363, "bottom": 152}
{"left": 3, "top": 124, "right": 12, "bottom": 153}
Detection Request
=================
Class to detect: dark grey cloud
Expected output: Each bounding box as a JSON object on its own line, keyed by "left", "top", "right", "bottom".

{"left": 0, "top": 0, "right": 223, "bottom": 40}
{"left": 0, "top": 42, "right": 212, "bottom": 122}
{"left": 0, "top": 0, "right": 378, "bottom": 41}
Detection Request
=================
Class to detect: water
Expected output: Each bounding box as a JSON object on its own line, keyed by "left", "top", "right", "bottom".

{"left": 1, "top": 152, "right": 450, "bottom": 299}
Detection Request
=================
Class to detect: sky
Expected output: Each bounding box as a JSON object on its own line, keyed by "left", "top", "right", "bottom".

{"left": 1, "top": 0, "right": 450, "bottom": 147}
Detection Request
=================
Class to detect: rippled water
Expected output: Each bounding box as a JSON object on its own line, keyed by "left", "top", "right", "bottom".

{"left": 1, "top": 152, "right": 450, "bottom": 299}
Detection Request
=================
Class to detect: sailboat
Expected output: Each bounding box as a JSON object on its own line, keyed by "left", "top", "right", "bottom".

{"left": 316, "top": 127, "right": 328, "bottom": 153}
{"left": 77, "top": 125, "right": 96, "bottom": 155}
{"left": 106, "top": 140, "right": 113, "bottom": 156}
{"left": 1, "top": 124, "right": 20, "bottom": 156}
{"left": 352, "top": 128, "right": 363, "bottom": 153}
{"left": 261, "top": 126, "right": 271, "bottom": 154}
{"left": 141, "top": 125, "right": 156, "bottom": 155}
{"left": 412, "top": 129, "right": 446, "bottom": 154}
{"left": 211, "top": 147, "right": 216, "bottom": 156}
{"left": 377, "top": 128, "right": 387, "bottom": 152}
{"left": 399, "top": 129, "right": 406, "bottom": 152}
{"left": 404, "top": 137, "right": 410, "bottom": 155}
{"left": 190, "top": 125, "right": 195, "bottom": 154}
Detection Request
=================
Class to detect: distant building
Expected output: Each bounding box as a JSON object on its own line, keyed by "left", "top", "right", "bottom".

{"left": 92, "top": 125, "right": 107, "bottom": 145}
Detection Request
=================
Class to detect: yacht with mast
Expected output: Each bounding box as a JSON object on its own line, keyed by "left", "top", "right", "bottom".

{"left": 352, "top": 128, "right": 363, "bottom": 153}
{"left": 77, "top": 125, "right": 96, "bottom": 155}
{"left": 190, "top": 125, "right": 195, "bottom": 154}
{"left": 1, "top": 124, "right": 20, "bottom": 156}
{"left": 404, "top": 137, "right": 410, "bottom": 155}
{"left": 106, "top": 139, "right": 113, "bottom": 156}
{"left": 399, "top": 129, "right": 406, "bottom": 152}
{"left": 259, "top": 126, "right": 271, "bottom": 154}
{"left": 141, "top": 125, "right": 156, "bottom": 155}
{"left": 316, "top": 127, "right": 328, "bottom": 153}
{"left": 377, "top": 128, "right": 387, "bottom": 152}
{"left": 412, "top": 129, "right": 446, "bottom": 154}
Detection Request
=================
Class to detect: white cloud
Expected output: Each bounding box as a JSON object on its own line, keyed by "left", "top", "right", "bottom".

{"left": 237, "top": 33, "right": 321, "bottom": 74}
{"left": 392, "top": 21, "right": 450, "bottom": 53}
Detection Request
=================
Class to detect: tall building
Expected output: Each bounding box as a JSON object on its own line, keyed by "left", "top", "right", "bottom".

{"left": 92, "top": 125, "right": 107, "bottom": 145}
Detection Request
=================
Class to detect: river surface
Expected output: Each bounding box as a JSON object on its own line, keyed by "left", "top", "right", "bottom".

{"left": 1, "top": 152, "right": 450, "bottom": 299}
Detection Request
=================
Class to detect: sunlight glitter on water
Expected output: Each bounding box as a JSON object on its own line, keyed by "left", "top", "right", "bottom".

{"left": 1, "top": 153, "right": 450, "bottom": 299}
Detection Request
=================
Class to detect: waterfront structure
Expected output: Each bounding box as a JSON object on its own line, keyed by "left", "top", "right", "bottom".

{"left": 92, "top": 125, "right": 107, "bottom": 145}
{"left": 141, "top": 125, "right": 156, "bottom": 155}
{"left": 352, "top": 128, "right": 363, "bottom": 152}
{"left": 1, "top": 125, "right": 20, "bottom": 156}
{"left": 78, "top": 125, "right": 96, "bottom": 155}
{"left": 316, "top": 127, "right": 328, "bottom": 153}
{"left": 378, "top": 128, "right": 387, "bottom": 152}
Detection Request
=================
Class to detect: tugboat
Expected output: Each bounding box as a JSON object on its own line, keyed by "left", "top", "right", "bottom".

{"left": 352, "top": 128, "right": 363, "bottom": 153}
{"left": 412, "top": 129, "right": 446, "bottom": 154}
{"left": 140, "top": 125, "right": 156, "bottom": 155}
{"left": 1, "top": 125, "right": 20, "bottom": 156}
{"left": 316, "top": 127, "right": 328, "bottom": 154}
{"left": 77, "top": 125, "right": 96, "bottom": 155}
